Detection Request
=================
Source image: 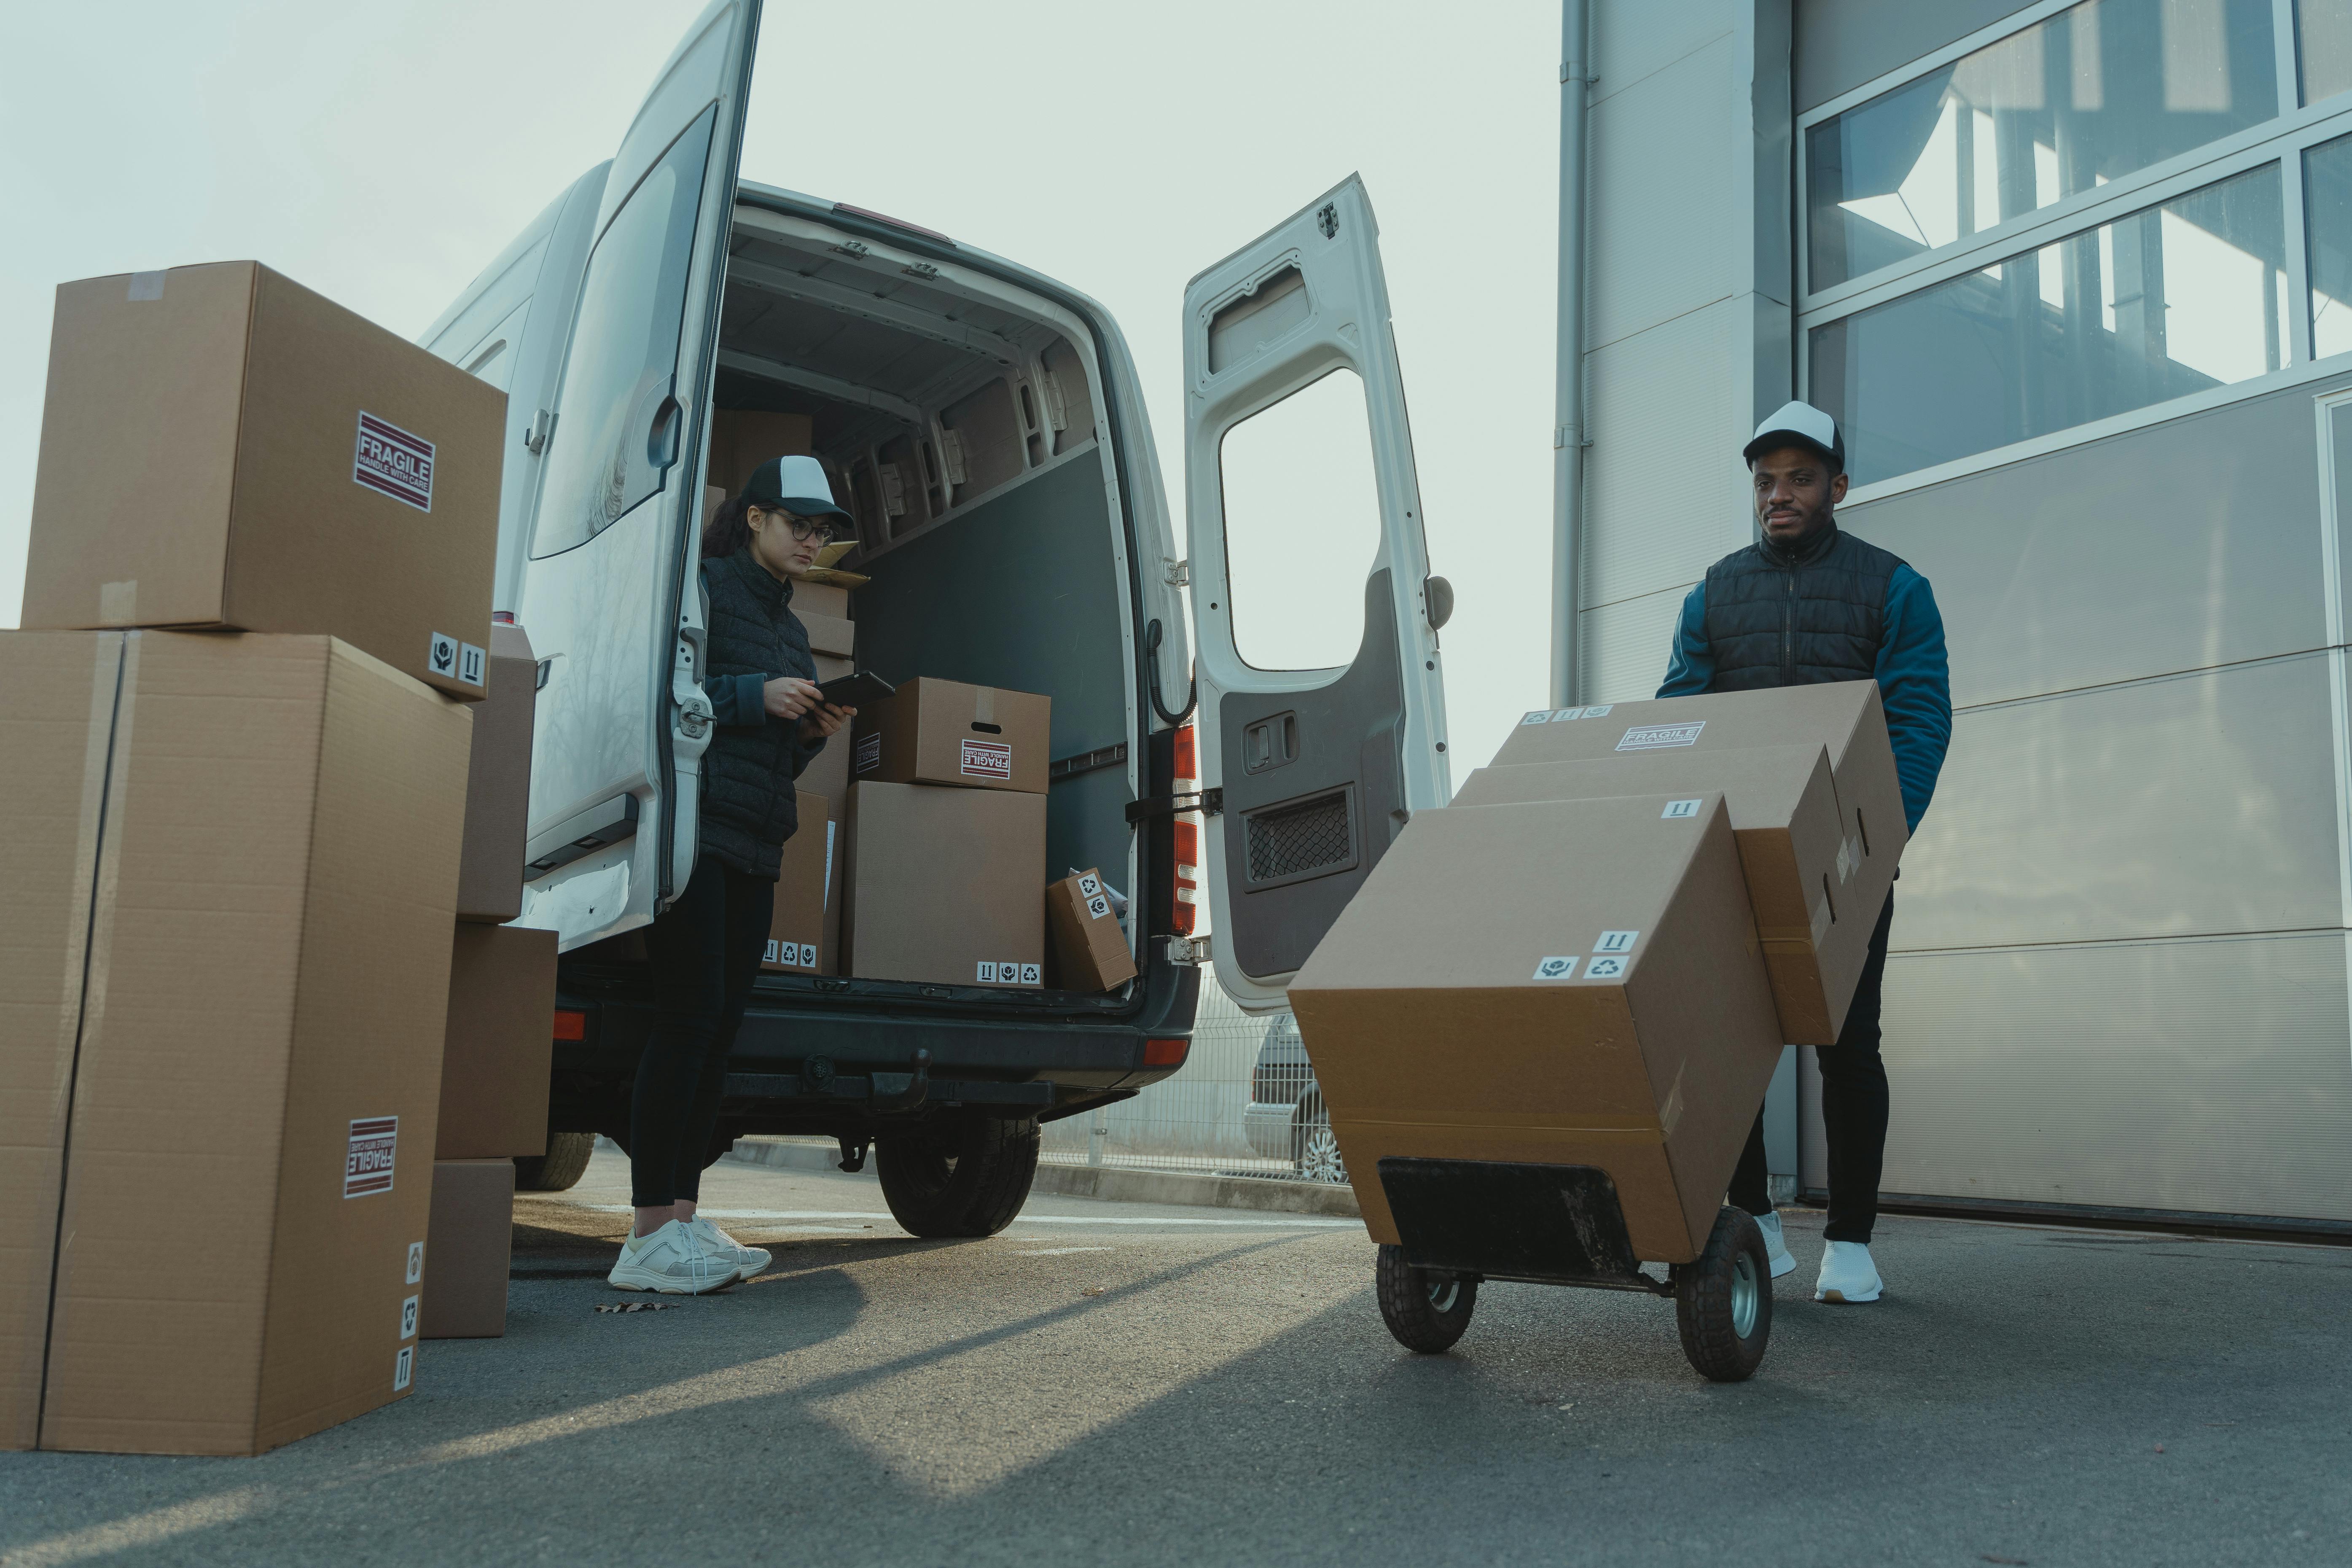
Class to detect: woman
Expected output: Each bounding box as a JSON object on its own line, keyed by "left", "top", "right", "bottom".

{"left": 609, "top": 453, "right": 858, "bottom": 1293}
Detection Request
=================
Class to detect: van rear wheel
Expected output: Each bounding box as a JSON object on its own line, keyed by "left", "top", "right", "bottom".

{"left": 875, "top": 1113, "right": 1040, "bottom": 1237}
{"left": 513, "top": 1131, "right": 597, "bottom": 1193}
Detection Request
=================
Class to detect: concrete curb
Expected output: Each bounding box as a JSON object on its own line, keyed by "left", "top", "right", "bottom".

{"left": 725, "top": 1136, "right": 1361, "bottom": 1219}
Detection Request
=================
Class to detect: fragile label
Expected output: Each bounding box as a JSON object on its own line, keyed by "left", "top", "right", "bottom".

{"left": 1532, "top": 956, "right": 1580, "bottom": 980}
{"left": 1661, "top": 798, "right": 1702, "bottom": 819}
{"left": 393, "top": 1345, "right": 413, "bottom": 1393}
{"left": 400, "top": 1295, "right": 419, "bottom": 1340}
{"left": 855, "top": 734, "right": 882, "bottom": 774}
{"left": 354, "top": 411, "right": 435, "bottom": 511}
{"left": 1594, "top": 929, "right": 1640, "bottom": 955}
{"left": 1586, "top": 955, "right": 1628, "bottom": 979}
{"left": 345, "top": 1116, "right": 398, "bottom": 1198}
{"left": 960, "top": 738, "right": 1013, "bottom": 780}
{"left": 1616, "top": 721, "right": 1703, "bottom": 752}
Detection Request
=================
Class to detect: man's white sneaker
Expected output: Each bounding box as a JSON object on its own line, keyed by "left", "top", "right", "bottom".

{"left": 1814, "top": 1238, "right": 1884, "bottom": 1303}
{"left": 607, "top": 1219, "right": 740, "bottom": 1295}
{"left": 689, "top": 1213, "right": 772, "bottom": 1280}
{"left": 1753, "top": 1210, "right": 1797, "bottom": 1279}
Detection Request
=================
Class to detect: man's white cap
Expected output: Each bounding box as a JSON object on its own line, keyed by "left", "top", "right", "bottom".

{"left": 1743, "top": 399, "right": 1844, "bottom": 472}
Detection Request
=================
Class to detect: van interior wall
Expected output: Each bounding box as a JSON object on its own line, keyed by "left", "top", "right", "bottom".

{"left": 850, "top": 455, "right": 1131, "bottom": 891}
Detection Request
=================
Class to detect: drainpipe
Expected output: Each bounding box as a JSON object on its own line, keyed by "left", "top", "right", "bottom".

{"left": 1550, "top": 0, "right": 1591, "bottom": 709}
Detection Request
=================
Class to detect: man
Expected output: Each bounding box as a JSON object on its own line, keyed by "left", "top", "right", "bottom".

{"left": 1657, "top": 400, "right": 1951, "bottom": 1304}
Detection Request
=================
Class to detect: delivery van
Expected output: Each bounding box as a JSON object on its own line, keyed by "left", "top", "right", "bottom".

{"left": 418, "top": 0, "right": 1452, "bottom": 1233}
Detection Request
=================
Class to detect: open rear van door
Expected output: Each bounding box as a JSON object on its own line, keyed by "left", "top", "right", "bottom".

{"left": 515, "top": 0, "right": 762, "bottom": 949}
{"left": 1182, "top": 175, "right": 1452, "bottom": 1011}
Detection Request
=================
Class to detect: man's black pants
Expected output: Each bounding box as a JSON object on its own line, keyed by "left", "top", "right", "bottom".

{"left": 629, "top": 854, "right": 774, "bottom": 1209}
{"left": 1729, "top": 891, "right": 1894, "bottom": 1244}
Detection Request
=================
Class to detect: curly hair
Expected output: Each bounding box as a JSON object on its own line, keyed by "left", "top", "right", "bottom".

{"left": 701, "top": 491, "right": 758, "bottom": 560}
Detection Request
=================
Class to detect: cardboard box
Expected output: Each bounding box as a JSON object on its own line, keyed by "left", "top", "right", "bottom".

{"left": 1454, "top": 745, "right": 1858, "bottom": 1043}
{"left": 852, "top": 677, "right": 1051, "bottom": 795}
{"left": 21, "top": 262, "right": 502, "bottom": 701}
{"left": 795, "top": 582, "right": 852, "bottom": 621}
{"left": 1048, "top": 869, "right": 1138, "bottom": 992}
{"left": 762, "top": 791, "right": 831, "bottom": 974}
{"left": 435, "top": 923, "right": 557, "bottom": 1160}
{"left": 1289, "top": 793, "right": 1783, "bottom": 1266}
{"left": 455, "top": 624, "right": 538, "bottom": 922}
{"left": 703, "top": 484, "right": 726, "bottom": 536}
{"left": 419, "top": 1160, "right": 513, "bottom": 1339}
{"left": 0, "top": 630, "right": 469, "bottom": 1454}
{"left": 800, "top": 609, "right": 855, "bottom": 659}
{"left": 843, "top": 782, "right": 1047, "bottom": 985}
{"left": 709, "top": 408, "right": 813, "bottom": 494}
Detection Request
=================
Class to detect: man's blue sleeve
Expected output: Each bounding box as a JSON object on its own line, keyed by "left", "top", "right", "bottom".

{"left": 1655, "top": 583, "right": 1714, "bottom": 698}
{"left": 1874, "top": 565, "right": 1951, "bottom": 834}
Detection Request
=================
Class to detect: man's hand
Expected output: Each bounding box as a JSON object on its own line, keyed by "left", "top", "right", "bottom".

{"left": 800, "top": 703, "right": 854, "bottom": 745}
{"left": 763, "top": 676, "right": 822, "bottom": 720}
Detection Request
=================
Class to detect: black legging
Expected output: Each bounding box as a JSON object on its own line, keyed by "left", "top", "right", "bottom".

{"left": 1729, "top": 891, "right": 1895, "bottom": 1244}
{"left": 629, "top": 854, "right": 774, "bottom": 1208}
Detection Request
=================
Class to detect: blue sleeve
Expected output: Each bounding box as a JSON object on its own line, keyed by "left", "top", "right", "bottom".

{"left": 1655, "top": 582, "right": 1714, "bottom": 698}
{"left": 702, "top": 672, "right": 769, "bottom": 729}
{"left": 1874, "top": 564, "right": 1952, "bottom": 834}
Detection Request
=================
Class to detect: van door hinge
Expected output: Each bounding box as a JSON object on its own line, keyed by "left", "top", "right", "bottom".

{"left": 1163, "top": 558, "right": 1190, "bottom": 588}
{"left": 1124, "top": 787, "right": 1221, "bottom": 824}
{"left": 1164, "top": 934, "right": 1212, "bottom": 966}
{"left": 524, "top": 408, "right": 554, "bottom": 455}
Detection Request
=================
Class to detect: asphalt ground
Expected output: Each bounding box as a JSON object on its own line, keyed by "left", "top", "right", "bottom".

{"left": 3, "top": 1149, "right": 2346, "bottom": 1568}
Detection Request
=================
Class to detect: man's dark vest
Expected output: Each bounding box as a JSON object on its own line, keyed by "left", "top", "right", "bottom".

{"left": 1701, "top": 524, "right": 1903, "bottom": 691}
{"left": 699, "top": 548, "right": 814, "bottom": 878}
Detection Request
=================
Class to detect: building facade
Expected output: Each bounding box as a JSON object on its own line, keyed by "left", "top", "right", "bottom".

{"left": 1578, "top": 0, "right": 2352, "bottom": 1229}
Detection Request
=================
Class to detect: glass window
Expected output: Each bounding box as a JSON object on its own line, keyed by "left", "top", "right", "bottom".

{"left": 530, "top": 108, "right": 715, "bottom": 559}
{"left": 1813, "top": 163, "right": 2286, "bottom": 486}
{"left": 2306, "top": 133, "right": 2352, "bottom": 355}
{"left": 1808, "top": 0, "right": 2277, "bottom": 292}
{"left": 1218, "top": 369, "right": 1383, "bottom": 672}
{"left": 2304, "top": 0, "right": 2352, "bottom": 103}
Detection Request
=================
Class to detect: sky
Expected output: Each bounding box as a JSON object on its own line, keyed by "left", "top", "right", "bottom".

{"left": 0, "top": 0, "right": 1565, "bottom": 779}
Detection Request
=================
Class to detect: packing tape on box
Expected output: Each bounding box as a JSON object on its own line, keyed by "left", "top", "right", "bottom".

{"left": 53, "top": 636, "right": 125, "bottom": 1081}
{"left": 70, "top": 634, "right": 140, "bottom": 1084}
{"left": 973, "top": 686, "right": 996, "bottom": 726}
{"left": 126, "top": 271, "right": 166, "bottom": 301}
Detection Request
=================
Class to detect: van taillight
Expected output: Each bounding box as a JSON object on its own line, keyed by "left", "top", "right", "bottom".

{"left": 1144, "top": 1038, "right": 1189, "bottom": 1068}
{"left": 553, "top": 1009, "right": 586, "bottom": 1041}
{"left": 1171, "top": 722, "right": 1200, "bottom": 935}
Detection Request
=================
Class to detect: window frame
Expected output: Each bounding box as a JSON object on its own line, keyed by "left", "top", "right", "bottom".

{"left": 1796, "top": 0, "right": 2352, "bottom": 504}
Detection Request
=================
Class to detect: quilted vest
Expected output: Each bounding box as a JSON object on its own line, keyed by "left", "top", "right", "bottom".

{"left": 1700, "top": 523, "right": 1903, "bottom": 691}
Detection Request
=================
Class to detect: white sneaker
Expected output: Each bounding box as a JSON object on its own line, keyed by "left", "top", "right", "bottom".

{"left": 689, "top": 1213, "right": 772, "bottom": 1280}
{"left": 1753, "top": 1210, "right": 1797, "bottom": 1279}
{"left": 607, "top": 1219, "right": 741, "bottom": 1295}
{"left": 1814, "top": 1239, "right": 1884, "bottom": 1303}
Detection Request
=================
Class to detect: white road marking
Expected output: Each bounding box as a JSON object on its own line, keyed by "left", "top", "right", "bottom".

{"left": 1017, "top": 1246, "right": 1115, "bottom": 1256}
{"left": 564, "top": 1205, "right": 1355, "bottom": 1229}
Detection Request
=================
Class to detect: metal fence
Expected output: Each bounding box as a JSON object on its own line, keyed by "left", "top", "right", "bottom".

{"left": 1040, "top": 964, "right": 1328, "bottom": 1181}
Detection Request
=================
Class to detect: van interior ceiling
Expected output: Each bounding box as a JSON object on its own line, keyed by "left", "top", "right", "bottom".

{"left": 712, "top": 212, "right": 1134, "bottom": 989}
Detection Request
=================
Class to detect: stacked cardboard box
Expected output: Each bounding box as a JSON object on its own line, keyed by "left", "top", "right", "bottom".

{"left": 843, "top": 678, "right": 1054, "bottom": 986}
{"left": 762, "top": 790, "right": 833, "bottom": 974}
{"left": 1290, "top": 683, "right": 1906, "bottom": 1267}
{"left": 4, "top": 261, "right": 507, "bottom": 1452}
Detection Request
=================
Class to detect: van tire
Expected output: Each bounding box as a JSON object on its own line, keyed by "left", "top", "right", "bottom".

{"left": 875, "top": 1113, "right": 1041, "bottom": 1237}
{"left": 514, "top": 1132, "right": 597, "bottom": 1193}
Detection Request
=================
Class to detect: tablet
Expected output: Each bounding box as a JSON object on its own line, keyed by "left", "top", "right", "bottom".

{"left": 815, "top": 670, "right": 896, "bottom": 710}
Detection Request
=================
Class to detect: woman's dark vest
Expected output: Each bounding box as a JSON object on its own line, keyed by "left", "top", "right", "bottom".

{"left": 1700, "top": 524, "right": 1902, "bottom": 691}
{"left": 699, "top": 548, "right": 814, "bottom": 878}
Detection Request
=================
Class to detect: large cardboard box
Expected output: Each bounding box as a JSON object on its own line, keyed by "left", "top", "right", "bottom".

{"left": 21, "top": 262, "right": 503, "bottom": 702}
{"left": 455, "top": 624, "right": 538, "bottom": 922}
{"left": 795, "top": 582, "right": 852, "bottom": 621}
{"left": 843, "top": 782, "right": 1047, "bottom": 986}
{"left": 419, "top": 1160, "right": 513, "bottom": 1340}
{"left": 1454, "top": 744, "right": 1858, "bottom": 1043}
{"left": 0, "top": 630, "right": 469, "bottom": 1455}
{"left": 709, "top": 408, "right": 813, "bottom": 494}
{"left": 799, "top": 609, "right": 855, "bottom": 658}
{"left": 1048, "top": 869, "right": 1138, "bottom": 992}
{"left": 1289, "top": 793, "right": 1784, "bottom": 1266}
{"left": 435, "top": 923, "right": 558, "bottom": 1160}
{"left": 852, "top": 677, "right": 1051, "bottom": 795}
{"left": 762, "top": 791, "right": 831, "bottom": 974}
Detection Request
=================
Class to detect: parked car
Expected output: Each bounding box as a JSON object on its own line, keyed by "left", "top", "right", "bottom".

{"left": 1244, "top": 1017, "right": 1346, "bottom": 1184}
{"left": 420, "top": 0, "right": 1449, "bottom": 1235}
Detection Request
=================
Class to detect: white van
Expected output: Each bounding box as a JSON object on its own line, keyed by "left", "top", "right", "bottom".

{"left": 420, "top": 0, "right": 1451, "bottom": 1234}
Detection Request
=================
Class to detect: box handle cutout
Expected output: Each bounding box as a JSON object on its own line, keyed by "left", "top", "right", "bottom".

{"left": 970, "top": 721, "right": 1003, "bottom": 734}
{"left": 1820, "top": 873, "right": 1837, "bottom": 926}
{"left": 1855, "top": 809, "right": 1871, "bottom": 858}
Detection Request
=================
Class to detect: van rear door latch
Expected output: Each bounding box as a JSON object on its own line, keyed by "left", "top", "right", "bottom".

{"left": 1124, "top": 787, "right": 1221, "bottom": 824}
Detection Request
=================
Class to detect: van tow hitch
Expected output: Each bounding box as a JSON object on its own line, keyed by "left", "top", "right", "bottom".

{"left": 870, "top": 1049, "right": 931, "bottom": 1113}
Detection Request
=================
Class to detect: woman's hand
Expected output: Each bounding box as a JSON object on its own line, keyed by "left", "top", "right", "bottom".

{"left": 800, "top": 703, "right": 854, "bottom": 745}
{"left": 762, "top": 676, "right": 822, "bottom": 720}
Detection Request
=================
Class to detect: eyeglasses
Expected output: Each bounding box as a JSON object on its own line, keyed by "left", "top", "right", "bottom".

{"left": 753, "top": 506, "right": 836, "bottom": 544}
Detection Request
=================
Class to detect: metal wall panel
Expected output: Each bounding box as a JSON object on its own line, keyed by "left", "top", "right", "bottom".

{"left": 1876, "top": 932, "right": 2352, "bottom": 1221}
{"left": 1582, "top": 297, "right": 1755, "bottom": 610}
{"left": 1794, "top": 0, "right": 2034, "bottom": 113}
{"left": 1845, "top": 383, "right": 2336, "bottom": 712}
{"left": 1578, "top": 583, "right": 1691, "bottom": 705}
{"left": 1586, "top": 34, "right": 1741, "bottom": 352}
{"left": 1591, "top": 0, "right": 1736, "bottom": 111}
{"left": 1900, "top": 654, "right": 2343, "bottom": 952}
